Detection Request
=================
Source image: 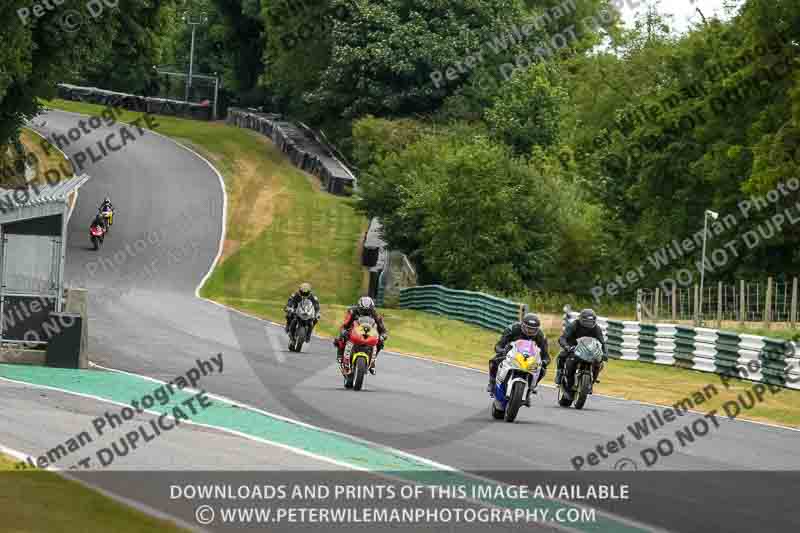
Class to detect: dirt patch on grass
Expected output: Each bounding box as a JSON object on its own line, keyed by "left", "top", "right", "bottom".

{"left": 18, "top": 128, "right": 70, "bottom": 185}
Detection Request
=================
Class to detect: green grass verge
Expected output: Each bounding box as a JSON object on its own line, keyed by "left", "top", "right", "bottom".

{"left": 0, "top": 454, "right": 187, "bottom": 532}
{"left": 42, "top": 99, "right": 800, "bottom": 428}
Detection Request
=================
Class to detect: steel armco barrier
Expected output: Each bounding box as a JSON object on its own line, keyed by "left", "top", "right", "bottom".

{"left": 565, "top": 311, "right": 800, "bottom": 390}
{"left": 399, "top": 285, "right": 527, "bottom": 332}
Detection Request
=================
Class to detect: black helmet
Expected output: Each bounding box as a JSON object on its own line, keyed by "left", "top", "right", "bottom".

{"left": 579, "top": 309, "right": 597, "bottom": 329}
{"left": 357, "top": 296, "right": 375, "bottom": 313}
{"left": 521, "top": 313, "right": 540, "bottom": 337}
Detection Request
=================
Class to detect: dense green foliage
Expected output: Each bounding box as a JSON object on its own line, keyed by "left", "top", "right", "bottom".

{"left": 344, "top": 0, "right": 800, "bottom": 298}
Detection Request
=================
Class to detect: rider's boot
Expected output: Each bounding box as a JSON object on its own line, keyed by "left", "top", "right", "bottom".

{"left": 486, "top": 377, "right": 496, "bottom": 395}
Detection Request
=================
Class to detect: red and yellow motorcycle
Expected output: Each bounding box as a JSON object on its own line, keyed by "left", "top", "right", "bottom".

{"left": 339, "top": 316, "right": 380, "bottom": 391}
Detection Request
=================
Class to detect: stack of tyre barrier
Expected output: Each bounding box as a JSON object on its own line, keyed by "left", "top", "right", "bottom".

{"left": 399, "top": 285, "right": 526, "bottom": 332}
{"left": 56, "top": 84, "right": 212, "bottom": 120}
{"left": 565, "top": 311, "right": 800, "bottom": 389}
{"left": 226, "top": 108, "right": 356, "bottom": 196}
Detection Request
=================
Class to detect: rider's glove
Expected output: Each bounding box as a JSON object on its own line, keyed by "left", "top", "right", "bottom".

{"left": 380, "top": 333, "right": 388, "bottom": 342}
{"left": 602, "top": 353, "right": 608, "bottom": 362}
{"left": 316, "top": 312, "right": 321, "bottom": 320}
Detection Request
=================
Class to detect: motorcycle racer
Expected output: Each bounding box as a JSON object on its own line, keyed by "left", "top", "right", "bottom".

{"left": 285, "top": 282, "right": 321, "bottom": 341}
{"left": 556, "top": 308, "right": 608, "bottom": 400}
{"left": 334, "top": 296, "right": 387, "bottom": 375}
{"left": 488, "top": 313, "right": 550, "bottom": 406}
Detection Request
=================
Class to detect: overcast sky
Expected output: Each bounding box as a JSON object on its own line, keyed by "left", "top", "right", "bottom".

{"left": 619, "top": 0, "right": 744, "bottom": 33}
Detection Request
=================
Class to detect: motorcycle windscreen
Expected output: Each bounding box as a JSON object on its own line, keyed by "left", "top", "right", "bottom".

{"left": 513, "top": 339, "right": 541, "bottom": 365}
{"left": 298, "top": 300, "right": 315, "bottom": 318}
{"left": 513, "top": 339, "right": 536, "bottom": 355}
{"left": 575, "top": 336, "right": 603, "bottom": 362}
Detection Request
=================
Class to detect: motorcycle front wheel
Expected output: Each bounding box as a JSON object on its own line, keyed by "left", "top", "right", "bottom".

{"left": 353, "top": 357, "right": 367, "bottom": 391}
{"left": 504, "top": 381, "right": 525, "bottom": 422}
{"left": 294, "top": 325, "right": 306, "bottom": 352}
{"left": 574, "top": 372, "right": 593, "bottom": 410}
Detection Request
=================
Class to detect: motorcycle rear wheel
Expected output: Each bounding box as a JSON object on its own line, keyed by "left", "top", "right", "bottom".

{"left": 557, "top": 381, "right": 573, "bottom": 407}
{"left": 491, "top": 401, "right": 505, "bottom": 420}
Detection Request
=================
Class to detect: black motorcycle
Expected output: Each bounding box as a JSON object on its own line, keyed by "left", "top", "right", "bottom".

{"left": 557, "top": 337, "right": 604, "bottom": 410}
{"left": 287, "top": 298, "right": 317, "bottom": 352}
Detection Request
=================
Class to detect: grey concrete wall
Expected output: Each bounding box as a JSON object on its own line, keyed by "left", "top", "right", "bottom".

{"left": 64, "top": 288, "right": 89, "bottom": 369}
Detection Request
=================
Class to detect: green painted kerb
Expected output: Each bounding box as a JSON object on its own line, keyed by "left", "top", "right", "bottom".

{"left": 0, "top": 364, "right": 646, "bottom": 533}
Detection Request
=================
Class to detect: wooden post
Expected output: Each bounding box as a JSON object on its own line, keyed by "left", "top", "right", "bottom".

{"left": 636, "top": 289, "right": 642, "bottom": 322}
{"left": 740, "top": 280, "right": 746, "bottom": 324}
{"left": 765, "top": 277, "right": 773, "bottom": 328}
{"left": 693, "top": 284, "right": 699, "bottom": 325}
{"left": 717, "top": 281, "right": 723, "bottom": 328}
{"left": 654, "top": 288, "right": 660, "bottom": 321}
{"left": 672, "top": 284, "right": 677, "bottom": 321}
{"left": 791, "top": 277, "right": 798, "bottom": 328}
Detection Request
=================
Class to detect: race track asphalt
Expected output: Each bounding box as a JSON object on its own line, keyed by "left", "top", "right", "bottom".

{"left": 2, "top": 109, "right": 797, "bottom": 533}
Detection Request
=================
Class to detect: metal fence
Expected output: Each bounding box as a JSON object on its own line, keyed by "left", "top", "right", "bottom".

{"left": 637, "top": 277, "right": 799, "bottom": 326}
{"left": 399, "top": 285, "right": 527, "bottom": 332}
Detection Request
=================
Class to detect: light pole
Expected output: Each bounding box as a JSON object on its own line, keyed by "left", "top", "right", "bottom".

{"left": 698, "top": 209, "right": 719, "bottom": 324}
{"left": 185, "top": 14, "right": 205, "bottom": 102}
{"left": 212, "top": 72, "right": 219, "bottom": 121}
